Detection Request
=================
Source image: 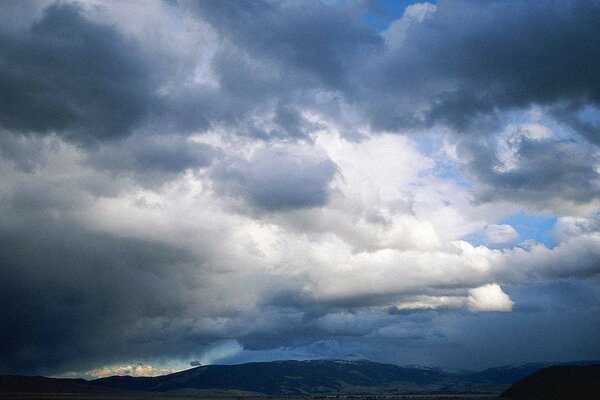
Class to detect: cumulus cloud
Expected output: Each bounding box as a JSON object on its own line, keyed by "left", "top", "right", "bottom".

{"left": 213, "top": 145, "right": 338, "bottom": 212}
{"left": 468, "top": 284, "right": 514, "bottom": 312}
{"left": 0, "top": 0, "right": 599, "bottom": 376}
{"left": 485, "top": 224, "right": 519, "bottom": 244}
{"left": 462, "top": 134, "right": 600, "bottom": 212}
{"left": 2, "top": 123, "right": 599, "bottom": 374}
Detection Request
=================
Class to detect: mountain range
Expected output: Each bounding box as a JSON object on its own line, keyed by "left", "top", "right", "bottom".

{"left": 1, "top": 358, "right": 598, "bottom": 396}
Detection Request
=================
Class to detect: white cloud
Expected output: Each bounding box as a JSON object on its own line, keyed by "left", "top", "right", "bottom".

{"left": 73, "top": 126, "right": 600, "bottom": 316}
{"left": 485, "top": 224, "right": 519, "bottom": 244}
{"left": 384, "top": 2, "right": 437, "bottom": 48}
{"left": 395, "top": 295, "right": 467, "bottom": 311}
{"left": 468, "top": 284, "right": 514, "bottom": 312}
{"left": 404, "top": 2, "right": 437, "bottom": 22}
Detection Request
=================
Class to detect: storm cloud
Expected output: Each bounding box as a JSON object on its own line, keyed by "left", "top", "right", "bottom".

{"left": 0, "top": 3, "right": 159, "bottom": 142}
{"left": 361, "top": 0, "right": 600, "bottom": 132}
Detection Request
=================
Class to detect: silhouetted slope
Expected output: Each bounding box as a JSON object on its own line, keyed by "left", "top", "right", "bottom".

{"left": 3, "top": 359, "right": 598, "bottom": 396}
{"left": 501, "top": 364, "right": 600, "bottom": 400}
{"left": 462, "top": 363, "right": 547, "bottom": 384}
{"left": 93, "top": 359, "right": 446, "bottom": 395}
{"left": 0, "top": 375, "right": 114, "bottom": 393}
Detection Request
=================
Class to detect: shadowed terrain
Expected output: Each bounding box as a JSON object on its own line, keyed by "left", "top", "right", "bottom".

{"left": 501, "top": 364, "right": 600, "bottom": 399}
{"left": 2, "top": 359, "right": 598, "bottom": 398}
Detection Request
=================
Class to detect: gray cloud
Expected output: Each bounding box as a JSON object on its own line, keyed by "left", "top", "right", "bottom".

{"left": 0, "top": 3, "right": 159, "bottom": 143}
{"left": 0, "top": 218, "right": 196, "bottom": 375}
{"left": 213, "top": 146, "right": 338, "bottom": 211}
{"left": 186, "top": 0, "right": 381, "bottom": 91}
{"left": 460, "top": 136, "right": 600, "bottom": 208}
{"left": 226, "top": 281, "right": 600, "bottom": 370}
{"left": 6, "top": 0, "right": 599, "bottom": 145}
{"left": 164, "top": 0, "right": 380, "bottom": 138}
{"left": 360, "top": 0, "right": 600, "bottom": 134}
{"left": 88, "top": 133, "right": 216, "bottom": 186}
{"left": 0, "top": 0, "right": 599, "bottom": 377}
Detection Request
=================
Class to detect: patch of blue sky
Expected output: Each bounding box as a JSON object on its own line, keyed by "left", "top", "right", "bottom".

{"left": 412, "top": 131, "right": 474, "bottom": 188}
{"left": 499, "top": 212, "right": 557, "bottom": 248}
{"left": 576, "top": 104, "right": 600, "bottom": 126}
{"left": 464, "top": 211, "right": 556, "bottom": 250}
{"left": 412, "top": 128, "right": 439, "bottom": 154}
{"left": 435, "top": 165, "right": 473, "bottom": 188}
{"left": 463, "top": 231, "right": 506, "bottom": 250}
{"left": 362, "top": 0, "right": 427, "bottom": 32}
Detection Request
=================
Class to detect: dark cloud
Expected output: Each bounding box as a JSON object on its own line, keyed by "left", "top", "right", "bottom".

{"left": 170, "top": 0, "right": 600, "bottom": 146}
{"left": 235, "top": 282, "right": 600, "bottom": 370}
{"left": 0, "top": 3, "right": 158, "bottom": 142}
{"left": 187, "top": 0, "right": 381, "bottom": 91}
{"left": 459, "top": 136, "right": 600, "bottom": 207}
{"left": 0, "top": 131, "right": 48, "bottom": 172}
{"left": 165, "top": 0, "right": 380, "bottom": 138}
{"left": 360, "top": 0, "right": 600, "bottom": 134}
{"left": 88, "top": 133, "right": 216, "bottom": 186}
{"left": 0, "top": 0, "right": 599, "bottom": 378}
{"left": 0, "top": 218, "right": 196, "bottom": 375}
{"left": 8, "top": 0, "right": 596, "bottom": 145}
{"left": 213, "top": 146, "right": 338, "bottom": 211}
{"left": 428, "top": 282, "right": 600, "bottom": 369}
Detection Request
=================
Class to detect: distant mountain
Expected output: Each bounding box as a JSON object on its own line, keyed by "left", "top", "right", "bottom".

{"left": 0, "top": 375, "right": 115, "bottom": 394}
{"left": 2, "top": 359, "right": 598, "bottom": 396}
{"left": 92, "top": 359, "right": 449, "bottom": 395}
{"left": 501, "top": 364, "right": 600, "bottom": 400}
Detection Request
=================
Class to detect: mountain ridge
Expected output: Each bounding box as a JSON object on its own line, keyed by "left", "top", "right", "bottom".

{"left": 1, "top": 359, "right": 598, "bottom": 396}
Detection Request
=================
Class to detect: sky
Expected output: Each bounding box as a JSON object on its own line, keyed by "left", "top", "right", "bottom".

{"left": 0, "top": 0, "right": 599, "bottom": 378}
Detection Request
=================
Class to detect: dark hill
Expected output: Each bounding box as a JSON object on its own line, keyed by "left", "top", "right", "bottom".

{"left": 501, "top": 364, "right": 600, "bottom": 400}
{"left": 93, "top": 359, "right": 447, "bottom": 395}
{"left": 0, "top": 375, "right": 115, "bottom": 393}
{"left": 2, "top": 359, "right": 598, "bottom": 396}
{"left": 461, "top": 363, "right": 548, "bottom": 385}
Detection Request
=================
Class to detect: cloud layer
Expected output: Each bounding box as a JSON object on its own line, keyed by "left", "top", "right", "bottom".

{"left": 0, "top": 0, "right": 598, "bottom": 376}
